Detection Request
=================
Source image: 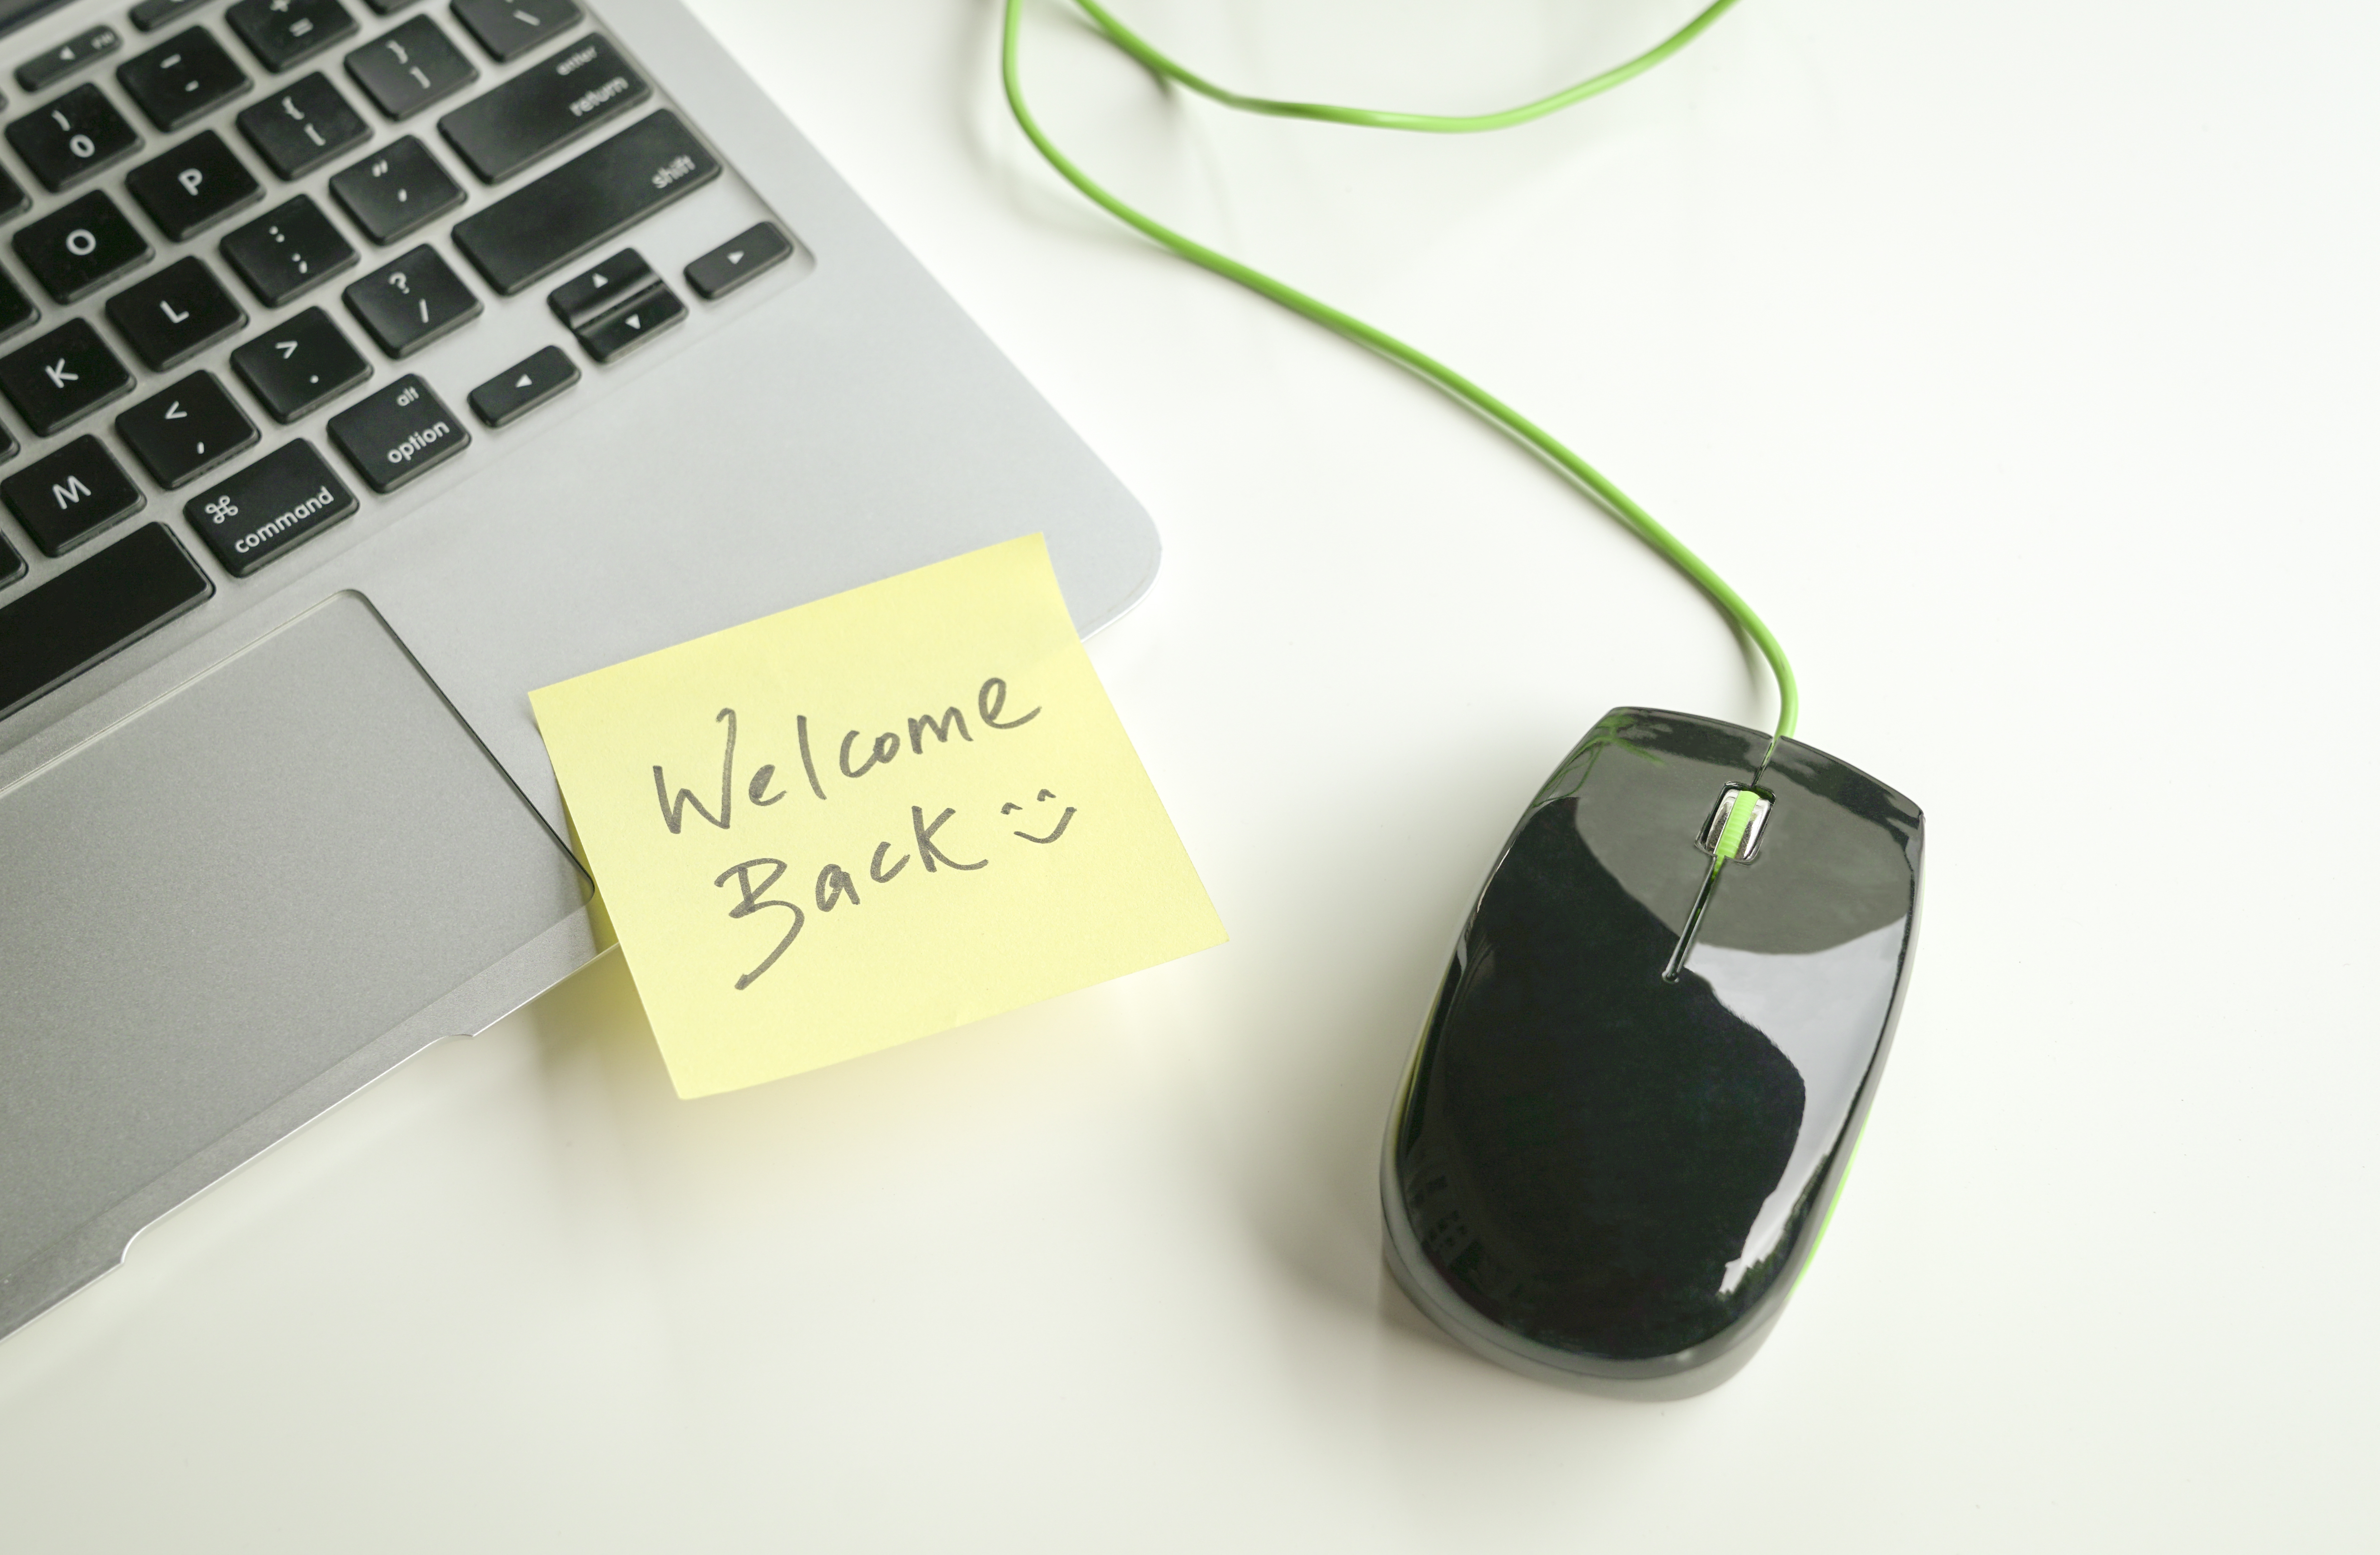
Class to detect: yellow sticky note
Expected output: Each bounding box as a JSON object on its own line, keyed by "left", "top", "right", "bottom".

{"left": 528, "top": 535, "right": 1225, "bottom": 1098}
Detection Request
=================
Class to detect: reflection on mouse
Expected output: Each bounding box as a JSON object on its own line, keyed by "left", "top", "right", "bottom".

{"left": 1381, "top": 707, "right": 1923, "bottom": 1397}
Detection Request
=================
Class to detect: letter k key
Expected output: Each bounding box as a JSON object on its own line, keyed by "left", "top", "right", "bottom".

{"left": 0, "top": 320, "right": 136, "bottom": 438}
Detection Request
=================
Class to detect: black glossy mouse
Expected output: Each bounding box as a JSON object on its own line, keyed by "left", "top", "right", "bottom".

{"left": 1381, "top": 707, "right": 1923, "bottom": 1397}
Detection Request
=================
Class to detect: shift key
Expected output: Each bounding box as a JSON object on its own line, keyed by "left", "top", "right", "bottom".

{"left": 451, "top": 111, "right": 718, "bottom": 296}
{"left": 328, "top": 375, "right": 469, "bottom": 493}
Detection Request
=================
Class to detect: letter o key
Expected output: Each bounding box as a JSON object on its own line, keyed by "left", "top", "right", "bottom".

{"left": 65, "top": 228, "right": 95, "bottom": 257}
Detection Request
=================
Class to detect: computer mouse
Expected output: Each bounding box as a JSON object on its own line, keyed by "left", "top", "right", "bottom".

{"left": 1381, "top": 707, "right": 1923, "bottom": 1397}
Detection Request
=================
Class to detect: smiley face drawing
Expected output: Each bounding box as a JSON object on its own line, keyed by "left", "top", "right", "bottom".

{"left": 1001, "top": 789, "right": 1077, "bottom": 844}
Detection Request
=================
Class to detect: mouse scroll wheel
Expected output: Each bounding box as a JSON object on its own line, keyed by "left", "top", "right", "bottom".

{"left": 1663, "top": 785, "right": 1773, "bottom": 984}
{"left": 1699, "top": 785, "right": 1772, "bottom": 863}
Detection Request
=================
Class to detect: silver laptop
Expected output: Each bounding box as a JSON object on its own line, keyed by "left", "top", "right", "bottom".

{"left": 0, "top": 0, "right": 1157, "bottom": 1341}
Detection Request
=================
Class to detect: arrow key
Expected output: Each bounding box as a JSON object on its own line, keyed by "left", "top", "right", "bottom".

{"left": 573, "top": 278, "right": 684, "bottom": 364}
{"left": 468, "top": 344, "right": 578, "bottom": 428}
{"left": 547, "top": 247, "right": 652, "bottom": 330}
{"left": 684, "top": 222, "right": 792, "bottom": 301}
{"left": 116, "top": 369, "right": 259, "bottom": 488}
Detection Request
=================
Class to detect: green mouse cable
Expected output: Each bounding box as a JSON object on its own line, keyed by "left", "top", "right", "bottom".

{"left": 999, "top": 0, "right": 1800, "bottom": 746}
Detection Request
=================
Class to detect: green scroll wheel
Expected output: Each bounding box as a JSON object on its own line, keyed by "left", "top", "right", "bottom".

{"left": 1714, "top": 789, "right": 1761, "bottom": 862}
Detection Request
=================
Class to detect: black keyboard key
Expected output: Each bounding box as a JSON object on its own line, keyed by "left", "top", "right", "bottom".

{"left": 0, "top": 524, "right": 211, "bottom": 720}
{"left": 342, "top": 242, "right": 476, "bottom": 357}
{"left": 6, "top": 82, "right": 142, "bottom": 192}
{"left": 545, "top": 244, "right": 646, "bottom": 328}
{"left": 1, "top": 436, "right": 144, "bottom": 555}
{"left": 451, "top": 0, "right": 579, "bottom": 64}
{"left": 0, "top": 415, "right": 15, "bottom": 464}
{"left": 0, "top": 265, "right": 36, "bottom": 346}
{"left": 125, "top": 128, "right": 262, "bottom": 240}
{"left": 466, "top": 343, "right": 573, "bottom": 426}
{"left": 0, "top": 165, "right": 24, "bottom": 221}
{"left": 0, "top": 319, "right": 135, "bottom": 435}
{"left": 220, "top": 192, "right": 355, "bottom": 304}
{"left": 360, "top": 0, "right": 419, "bottom": 13}
{"left": 437, "top": 31, "right": 643, "bottom": 183}
{"left": 229, "top": 303, "right": 367, "bottom": 419}
{"left": 119, "top": 27, "right": 252, "bottom": 132}
{"left": 327, "top": 371, "right": 464, "bottom": 490}
{"left": 130, "top": 0, "right": 215, "bottom": 33}
{"left": 574, "top": 278, "right": 680, "bottom": 363}
{"left": 18, "top": 24, "right": 123, "bottom": 95}
{"left": 453, "top": 111, "right": 716, "bottom": 296}
{"left": 326, "top": 133, "right": 460, "bottom": 243}
{"left": 185, "top": 439, "right": 354, "bottom": 574}
{"left": 14, "top": 191, "right": 150, "bottom": 304}
{"left": 105, "top": 255, "right": 247, "bottom": 370}
{"left": 344, "top": 15, "right": 473, "bottom": 119}
{"left": 685, "top": 222, "right": 791, "bottom": 300}
{"left": 227, "top": 0, "right": 356, "bottom": 73}
{"left": 0, "top": 531, "right": 20, "bottom": 586}
{"left": 116, "top": 370, "right": 258, "bottom": 487}
{"left": 235, "top": 69, "right": 365, "bottom": 177}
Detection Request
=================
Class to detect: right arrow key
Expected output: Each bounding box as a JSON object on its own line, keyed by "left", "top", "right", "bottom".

{"left": 468, "top": 344, "right": 580, "bottom": 429}
{"left": 684, "top": 222, "right": 792, "bottom": 301}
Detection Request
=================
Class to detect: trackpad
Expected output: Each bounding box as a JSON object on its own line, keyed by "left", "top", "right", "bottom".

{"left": 0, "top": 593, "right": 585, "bottom": 1327}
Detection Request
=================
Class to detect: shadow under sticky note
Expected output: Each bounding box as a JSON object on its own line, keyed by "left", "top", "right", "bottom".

{"left": 530, "top": 535, "right": 1225, "bottom": 1098}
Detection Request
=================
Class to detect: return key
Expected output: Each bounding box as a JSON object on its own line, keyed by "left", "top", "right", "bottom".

{"left": 437, "top": 34, "right": 648, "bottom": 184}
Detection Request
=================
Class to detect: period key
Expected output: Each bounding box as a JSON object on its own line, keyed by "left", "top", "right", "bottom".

{"left": 327, "top": 373, "right": 466, "bottom": 492}
{"left": 184, "top": 439, "right": 356, "bottom": 575}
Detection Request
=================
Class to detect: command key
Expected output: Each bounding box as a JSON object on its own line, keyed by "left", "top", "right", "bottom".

{"left": 184, "top": 440, "right": 359, "bottom": 576}
{"left": 328, "top": 374, "right": 470, "bottom": 494}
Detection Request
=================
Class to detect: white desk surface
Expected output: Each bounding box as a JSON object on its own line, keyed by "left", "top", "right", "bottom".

{"left": 6, "top": 1, "right": 2374, "bottom": 1547}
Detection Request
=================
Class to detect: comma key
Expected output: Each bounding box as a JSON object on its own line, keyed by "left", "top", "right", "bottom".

{"left": 183, "top": 438, "right": 357, "bottom": 576}
{"left": 327, "top": 373, "right": 466, "bottom": 492}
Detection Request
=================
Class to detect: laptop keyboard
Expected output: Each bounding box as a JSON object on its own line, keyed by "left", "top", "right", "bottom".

{"left": 0, "top": 0, "right": 793, "bottom": 723}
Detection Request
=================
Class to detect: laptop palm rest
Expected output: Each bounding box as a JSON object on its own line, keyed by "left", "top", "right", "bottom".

{"left": 0, "top": 592, "right": 587, "bottom": 1337}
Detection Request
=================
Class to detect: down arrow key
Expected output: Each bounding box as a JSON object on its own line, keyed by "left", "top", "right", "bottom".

{"left": 467, "top": 344, "right": 580, "bottom": 429}
{"left": 574, "top": 280, "right": 685, "bottom": 364}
